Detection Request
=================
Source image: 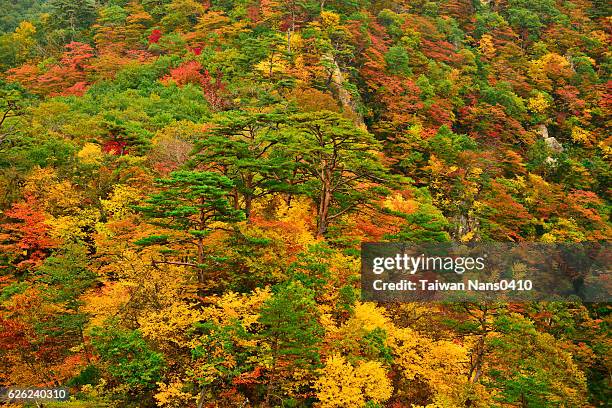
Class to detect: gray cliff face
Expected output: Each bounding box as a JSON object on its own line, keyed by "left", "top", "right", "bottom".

{"left": 537, "top": 124, "right": 564, "bottom": 154}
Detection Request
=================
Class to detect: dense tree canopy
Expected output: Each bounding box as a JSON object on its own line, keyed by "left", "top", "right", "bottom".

{"left": 0, "top": 0, "right": 610, "bottom": 407}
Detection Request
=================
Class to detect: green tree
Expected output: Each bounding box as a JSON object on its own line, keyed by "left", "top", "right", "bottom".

{"left": 0, "top": 86, "right": 23, "bottom": 146}
{"left": 48, "top": 0, "right": 98, "bottom": 38}
{"left": 134, "top": 171, "right": 244, "bottom": 293}
{"left": 21, "top": 244, "right": 96, "bottom": 385}
{"left": 289, "top": 111, "right": 387, "bottom": 236}
{"left": 385, "top": 45, "right": 411, "bottom": 76}
{"left": 91, "top": 325, "right": 164, "bottom": 391}
{"left": 259, "top": 281, "right": 324, "bottom": 404}
{"left": 487, "top": 313, "right": 588, "bottom": 407}
{"left": 37, "top": 244, "right": 96, "bottom": 325}
{"left": 160, "top": 0, "right": 205, "bottom": 32}
{"left": 385, "top": 189, "right": 451, "bottom": 242}
{"left": 190, "top": 111, "right": 294, "bottom": 220}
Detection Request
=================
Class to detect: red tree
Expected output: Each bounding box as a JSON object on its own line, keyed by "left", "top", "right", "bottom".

{"left": 0, "top": 197, "right": 57, "bottom": 270}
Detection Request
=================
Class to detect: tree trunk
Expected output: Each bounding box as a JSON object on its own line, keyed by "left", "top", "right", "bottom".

{"left": 244, "top": 195, "right": 252, "bottom": 222}
{"left": 196, "top": 386, "right": 206, "bottom": 408}
{"left": 317, "top": 168, "right": 332, "bottom": 237}
{"left": 196, "top": 237, "right": 206, "bottom": 297}
{"left": 286, "top": 28, "right": 292, "bottom": 53}
{"left": 467, "top": 305, "right": 489, "bottom": 384}
{"left": 468, "top": 335, "right": 485, "bottom": 382}
{"left": 244, "top": 174, "right": 254, "bottom": 221}
{"left": 232, "top": 188, "right": 240, "bottom": 210}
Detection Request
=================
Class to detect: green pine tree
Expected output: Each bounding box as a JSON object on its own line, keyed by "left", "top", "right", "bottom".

{"left": 134, "top": 170, "right": 244, "bottom": 293}
{"left": 289, "top": 110, "right": 388, "bottom": 236}
{"left": 259, "top": 281, "right": 324, "bottom": 404}
{"left": 190, "top": 110, "right": 296, "bottom": 220}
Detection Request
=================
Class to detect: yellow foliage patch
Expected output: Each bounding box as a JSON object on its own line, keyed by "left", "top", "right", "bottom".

{"left": 77, "top": 143, "right": 104, "bottom": 165}
{"left": 315, "top": 354, "right": 392, "bottom": 408}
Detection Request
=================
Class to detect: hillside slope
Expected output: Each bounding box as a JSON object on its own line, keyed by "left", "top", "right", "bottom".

{"left": 0, "top": 0, "right": 610, "bottom": 407}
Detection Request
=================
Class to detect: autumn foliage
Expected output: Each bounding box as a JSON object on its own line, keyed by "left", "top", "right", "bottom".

{"left": 0, "top": 0, "right": 610, "bottom": 407}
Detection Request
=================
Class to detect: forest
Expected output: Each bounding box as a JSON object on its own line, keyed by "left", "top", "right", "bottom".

{"left": 0, "top": 0, "right": 610, "bottom": 407}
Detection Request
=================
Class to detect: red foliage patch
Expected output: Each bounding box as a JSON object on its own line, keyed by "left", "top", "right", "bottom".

{"left": 62, "top": 81, "right": 88, "bottom": 97}
{"left": 162, "top": 60, "right": 228, "bottom": 109}
{"left": 7, "top": 42, "right": 93, "bottom": 95}
{"left": 61, "top": 42, "right": 95, "bottom": 70}
{"left": 0, "top": 197, "right": 57, "bottom": 270}
{"left": 102, "top": 140, "right": 128, "bottom": 155}
{"left": 148, "top": 29, "right": 162, "bottom": 44}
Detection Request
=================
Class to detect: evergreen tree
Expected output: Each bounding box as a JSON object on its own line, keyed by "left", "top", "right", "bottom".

{"left": 91, "top": 325, "right": 164, "bottom": 392}
{"left": 190, "top": 110, "right": 295, "bottom": 219}
{"left": 487, "top": 313, "right": 588, "bottom": 407}
{"left": 289, "top": 110, "right": 388, "bottom": 236}
{"left": 134, "top": 171, "right": 244, "bottom": 293}
{"left": 48, "top": 0, "right": 98, "bottom": 38}
{"left": 259, "top": 281, "right": 324, "bottom": 404}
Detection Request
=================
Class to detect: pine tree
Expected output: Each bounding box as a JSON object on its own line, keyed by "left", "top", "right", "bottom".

{"left": 289, "top": 110, "right": 387, "bottom": 236}
{"left": 134, "top": 171, "right": 244, "bottom": 293}
{"left": 190, "top": 110, "right": 295, "bottom": 220}
{"left": 259, "top": 281, "right": 324, "bottom": 404}
{"left": 48, "top": 0, "right": 97, "bottom": 39}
